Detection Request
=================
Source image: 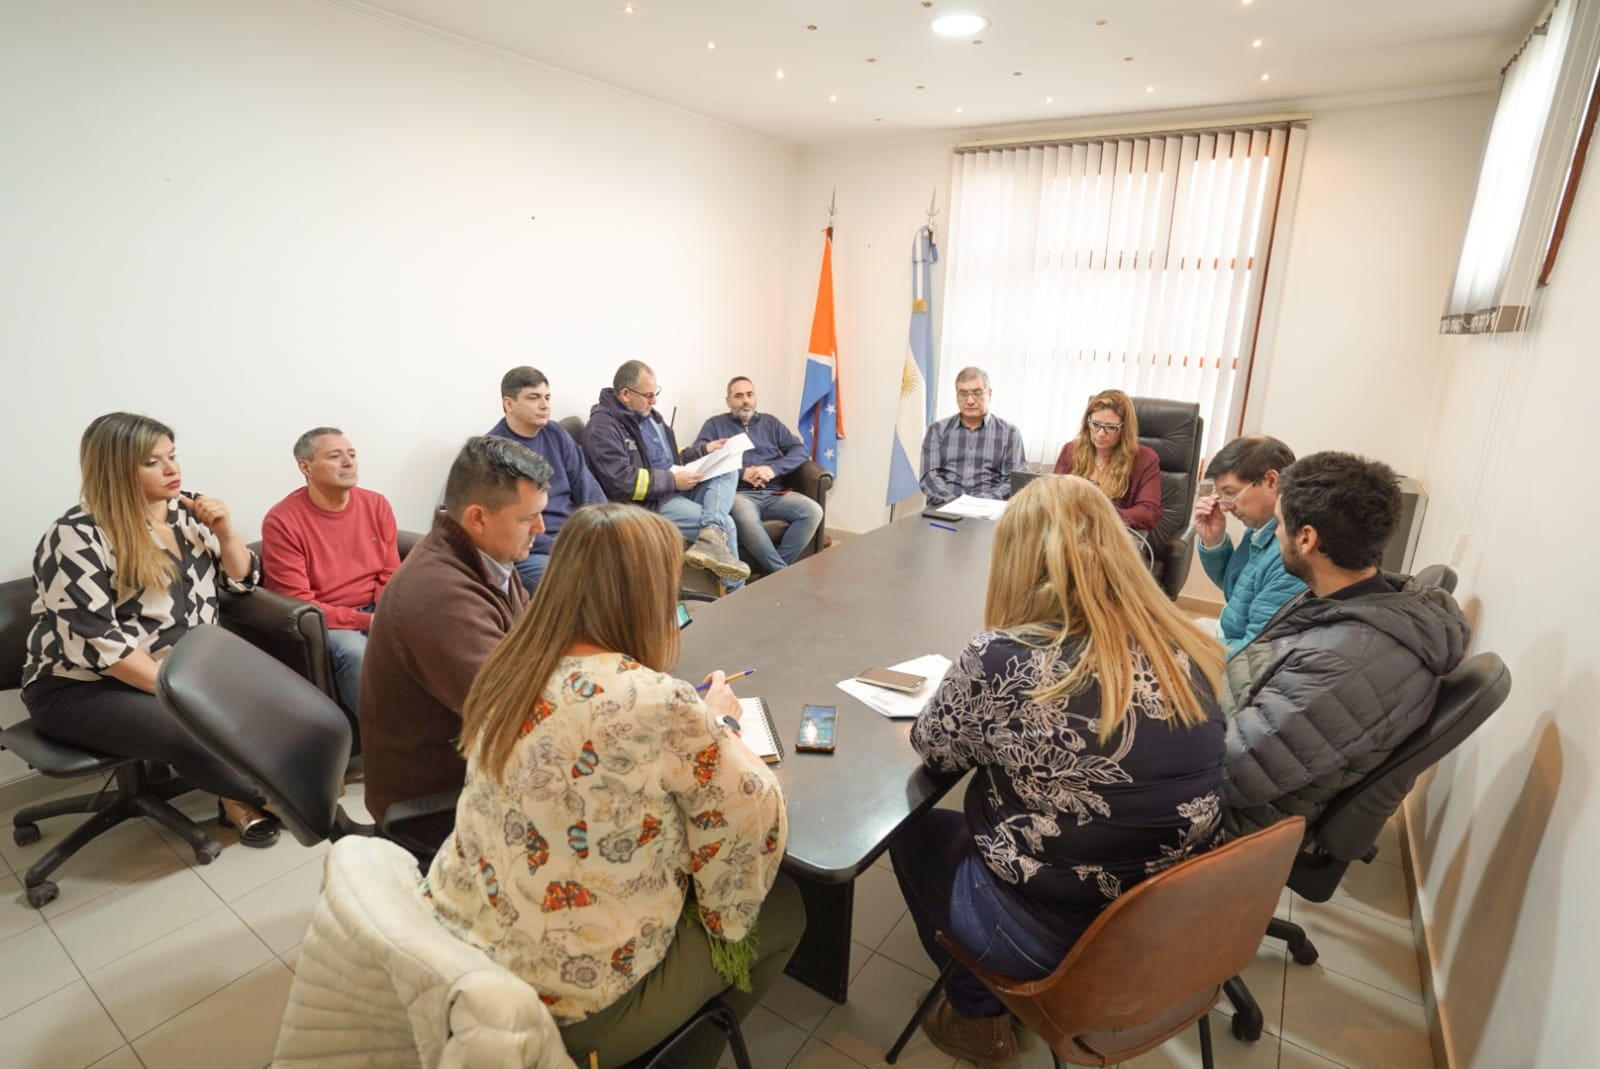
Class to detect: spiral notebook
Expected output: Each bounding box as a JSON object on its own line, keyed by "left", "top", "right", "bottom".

{"left": 738, "top": 697, "right": 784, "bottom": 764}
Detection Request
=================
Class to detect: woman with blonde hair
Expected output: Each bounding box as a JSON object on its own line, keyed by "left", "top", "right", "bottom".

{"left": 426, "top": 503, "right": 801, "bottom": 1068}
{"left": 1053, "top": 389, "right": 1163, "bottom": 537}
{"left": 23, "top": 413, "right": 279, "bottom": 846}
{"left": 890, "top": 475, "right": 1227, "bottom": 1067}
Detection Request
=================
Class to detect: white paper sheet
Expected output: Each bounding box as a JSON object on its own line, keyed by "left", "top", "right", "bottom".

{"left": 671, "top": 432, "right": 754, "bottom": 480}
{"left": 836, "top": 653, "right": 954, "bottom": 719}
{"left": 936, "top": 494, "right": 1007, "bottom": 520}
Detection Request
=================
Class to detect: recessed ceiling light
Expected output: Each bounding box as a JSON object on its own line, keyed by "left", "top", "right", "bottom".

{"left": 1260, "top": 72, "right": 1270, "bottom": 81}
{"left": 972, "top": 39, "right": 984, "bottom": 45}
{"left": 706, "top": 40, "right": 715, "bottom": 50}
{"left": 866, "top": 57, "right": 878, "bottom": 63}
{"left": 1146, "top": 85, "right": 1155, "bottom": 93}
{"left": 1242, "top": 0, "right": 1253, "bottom": 5}
{"left": 829, "top": 94, "right": 838, "bottom": 103}
{"left": 1123, "top": 56, "right": 1134, "bottom": 63}
{"left": 932, "top": 14, "right": 990, "bottom": 37}
{"left": 1252, "top": 38, "right": 1263, "bottom": 48}
{"left": 955, "top": 106, "right": 964, "bottom": 113}
{"left": 1012, "top": 71, "right": 1022, "bottom": 77}
{"left": 807, "top": 24, "right": 817, "bottom": 31}
{"left": 1094, "top": 19, "right": 1108, "bottom": 27}
{"left": 623, "top": 1, "right": 633, "bottom": 11}
{"left": 916, "top": 84, "right": 926, "bottom": 90}
{"left": 777, "top": 68, "right": 785, "bottom": 79}
{"left": 875, "top": 117, "right": 883, "bottom": 122}
{"left": 1045, "top": 96, "right": 1054, "bottom": 103}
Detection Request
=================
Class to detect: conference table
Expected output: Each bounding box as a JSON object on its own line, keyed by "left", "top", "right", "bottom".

{"left": 677, "top": 512, "right": 997, "bottom": 1002}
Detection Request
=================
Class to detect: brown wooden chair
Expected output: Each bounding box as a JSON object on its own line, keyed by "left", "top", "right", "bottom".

{"left": 887, "top": 816, "right": 1305, "bottom": 1069}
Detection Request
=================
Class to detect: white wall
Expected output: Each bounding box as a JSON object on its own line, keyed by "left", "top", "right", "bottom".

{"left": 1402, "top": 158, "right": 1600, "bottom": 1066}
{"left": 0, "top": 0, "right": 798, "bottom": 577}
{"left": 793, "top": 93, "right": 1494, "bottom": 538}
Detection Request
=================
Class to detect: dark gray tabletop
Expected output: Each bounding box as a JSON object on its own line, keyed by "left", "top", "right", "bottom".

{"left": 677, "top": 513, "right": 995, "bottom": 883}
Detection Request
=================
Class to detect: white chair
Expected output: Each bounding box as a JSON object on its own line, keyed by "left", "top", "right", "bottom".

{"left": 274, "top": 836, "right": 578, "bottom": 1069}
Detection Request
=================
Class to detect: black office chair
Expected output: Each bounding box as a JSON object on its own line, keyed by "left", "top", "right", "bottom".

{"left": 0, "top": 576, "right": 222, "bottom": 909}
{"left": 161, "top": 626, "right": 752, "bottom": 1069}
{"left": 1131, "top": 397, "right": 1203, "bottom": 600}
{"left": 1223, "top": 651, "right": 1512, "bottom": 1041}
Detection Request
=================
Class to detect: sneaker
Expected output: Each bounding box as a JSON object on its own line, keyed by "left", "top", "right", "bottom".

{"left": 920, "top": 989, "right": 1020, "bottom": 1068}
{"left": 685, "top": 526, "right": 751, "bottom": 581}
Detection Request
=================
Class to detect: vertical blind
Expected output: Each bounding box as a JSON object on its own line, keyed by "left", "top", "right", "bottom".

{"left": 940, "top": 124, "right": 1304, "bottom": 465}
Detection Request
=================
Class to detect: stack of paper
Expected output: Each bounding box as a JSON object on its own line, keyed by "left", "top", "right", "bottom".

{"left": 836, "top": 653, "right": 953, "bottom": 719}
{"left": 671, "top": 432, "right": 754, "bottom": 480}
{"left": 937, "top": 495, "right": 1007, "bottom": 520}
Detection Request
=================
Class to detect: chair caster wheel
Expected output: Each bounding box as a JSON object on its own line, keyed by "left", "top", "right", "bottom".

{"left": 1289, "top": 941, "right": 1319, "bottom": 966}
{"left": 12, "top": 823, "right": 41, "bottom": 847}
{"left": 1231, "top": 1012, "right": 1262, "bottom": 1042}
{"left": 25, "top": 881, "right": 59, "bottom": 909}
{"left": 193, "top": 841, "right": 221, "bottom": 865}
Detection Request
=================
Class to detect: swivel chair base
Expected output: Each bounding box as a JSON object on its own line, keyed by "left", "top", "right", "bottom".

{"left": 12, "top": 761, "right": 221, "bottom": 909}
{"left": 1224, "top": 917, "right": 1319, "bottom": 1041}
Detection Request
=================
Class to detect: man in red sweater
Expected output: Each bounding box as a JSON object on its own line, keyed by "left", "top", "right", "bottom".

{"left": 261, "top": 427, "right": 400, "bottom": 719}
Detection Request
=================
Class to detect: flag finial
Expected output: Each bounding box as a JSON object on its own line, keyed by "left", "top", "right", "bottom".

{"left": 926, "top": 188, "right": 939, "bottom": 236}
{"left": 827, "top": 187, "right": 837, "bottom": 228}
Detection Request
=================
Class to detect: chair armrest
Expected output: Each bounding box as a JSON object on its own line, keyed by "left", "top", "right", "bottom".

{"left": 397, "top": 529, "right": 424, "bottom": 560}
{"left": 217, "top": 588, "right": 335, "bottom": 696}
{"left": 780, "top": 460, "right": 833, "bottom": 557}
{"left": 382, "top": 789, "right": 462, "bottom": 866}
{"left": 1159, "top": 529, "right": 1198, "bottom": 602}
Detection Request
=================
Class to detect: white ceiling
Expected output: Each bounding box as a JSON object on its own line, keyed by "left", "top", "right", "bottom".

{"left": 354, "top": 0, "right": 1541, "bottom": 145}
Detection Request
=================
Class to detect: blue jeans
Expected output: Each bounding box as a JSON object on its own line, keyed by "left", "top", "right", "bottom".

{"left": 514, "top": 551, "right": 550, "bottom": 594}
{"left": 658, "top": 472, "right": 743, "bottom": 589}
{"left": 730, "top": 489, "right": 823, "bottom": 573}
{"left": 326, "top": 625, "right": 369, "bottom": 717}
{"left": 890, "top": 809, "right": 1070, "bottom": 1017}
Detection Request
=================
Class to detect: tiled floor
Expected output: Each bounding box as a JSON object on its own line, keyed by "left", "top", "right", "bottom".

{"left": 0, "top": 779, "right": 1434, "bottom": 1069}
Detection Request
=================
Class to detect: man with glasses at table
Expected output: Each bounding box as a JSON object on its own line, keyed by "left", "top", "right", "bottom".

{"left": 918, "top": 367, "right": 1027, "bottom": 507}
{"left": 1193, "top": 435, "right": 1305, "bottom": 654}
{"left": 586, "top": 359, "right": 750, "bottom": 586}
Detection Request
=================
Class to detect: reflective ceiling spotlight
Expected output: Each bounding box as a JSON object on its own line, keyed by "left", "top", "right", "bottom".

{"left": 829, "top": 94, "right": 838, "bottom": 103}
{"left": 932, "top": 13, "right": 990, "bottom": 37}
{"left": 1146, "top": 85, "right": 1155, "bottom": 93}
{"left": 1260, "top": 72, "right": 1270, "bottom": 81}
{"left": 623, "top": 1, "right": 633, "bottom": 12}
{"left": 776, "top": 68, "right": 785, "bottom": 79}
{"left": 1253, "top": 38, "right": 1264, "bottom": 48}
{"left": 706, "top": 40, "right": 715, "bottom": 50}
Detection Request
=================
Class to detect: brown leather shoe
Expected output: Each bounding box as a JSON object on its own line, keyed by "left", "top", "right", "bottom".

{"left": 920, "top": 989, "right": 1020, "bottom": 1068}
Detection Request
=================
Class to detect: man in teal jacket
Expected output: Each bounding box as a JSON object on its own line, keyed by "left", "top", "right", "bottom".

{"left": 1195, "top": 436, "right": 1304, "bottom": 655}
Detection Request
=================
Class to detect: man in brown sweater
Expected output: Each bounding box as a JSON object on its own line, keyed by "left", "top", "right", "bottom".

{"left": 358, "top": 436, "right": 552, "bottom": 841}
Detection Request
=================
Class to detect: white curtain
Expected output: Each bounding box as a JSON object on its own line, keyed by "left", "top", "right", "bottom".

{"left": 940, "top": 125, "right": 1304, "bottom": 466}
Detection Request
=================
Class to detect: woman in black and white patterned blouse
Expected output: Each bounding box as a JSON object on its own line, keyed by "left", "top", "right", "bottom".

{"left": 890, "top": 474, "right": 1228, "bottom": 1067}
{"left": 22, "top": 413, "right": 281, "bottom": 847}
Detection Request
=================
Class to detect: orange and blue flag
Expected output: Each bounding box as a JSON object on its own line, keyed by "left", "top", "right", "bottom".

{"left": 798, "top": 228, "right": 844, "bottom": 476}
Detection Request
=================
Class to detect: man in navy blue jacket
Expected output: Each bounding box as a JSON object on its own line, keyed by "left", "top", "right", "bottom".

{"left": 586, "top": 360, "right": 750, "bottom": 584}
{"left": 486, "top": 366, "right": 605, "bottom": 593}
{"left": 691, "top": 376, "right": 823, "bottom": 574}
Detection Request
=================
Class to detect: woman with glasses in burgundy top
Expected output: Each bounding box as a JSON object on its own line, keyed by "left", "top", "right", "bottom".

{"left": 1054, "top": 390, "right": 1162, "bottom": 540}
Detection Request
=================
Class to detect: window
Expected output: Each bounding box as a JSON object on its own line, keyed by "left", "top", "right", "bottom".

{"left": 1443, "top": 0, "right": 1600, "bottom": 333}
{"left": 940, "top": 123, "right": 1304, "bottom": 463}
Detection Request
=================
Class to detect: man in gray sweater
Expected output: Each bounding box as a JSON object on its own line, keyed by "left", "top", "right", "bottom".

{"left": 1222, "top": 452, "right": 1470, "bottom": 836}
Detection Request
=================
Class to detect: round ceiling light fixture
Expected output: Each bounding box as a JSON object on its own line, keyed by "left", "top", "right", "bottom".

{"left": 932, "top": 13, "right": 990, "bottom": 37}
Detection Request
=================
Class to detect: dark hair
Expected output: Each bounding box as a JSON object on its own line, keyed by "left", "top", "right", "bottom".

{"left": 727, "top": 375, "right": 753, "bottom": 394}
{"left": 500, "top": 366, "right": 548, "bottom": 400}
{"left": 614, "top": 360, "right": 652, "bottom": 392}
{"left": 443, "top": 436, "right": 553, "bottom": 518}
{"left": 293, "top": 427, "right": 344, "bottom": 463}
{"left": 955, "top": 366, "right": 990, "bottom": 388}
{"left": 1278, "top": 452, "right": 1400, "bottom": 570}
{"left": 1208, "top": 435, "right": 1295, "bottom": 484}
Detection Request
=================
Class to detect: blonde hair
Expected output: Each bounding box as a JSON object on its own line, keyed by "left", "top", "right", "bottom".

{"left": 1066, "top": 389, "right": 1141, "bottom": 500}
{"left": 79, "top": 413, "right": 177, "bottom": 598}
{"left": 985, "top": 475, "right": 1223, "bottom": 741}
{"left": 459, "top": 503, "right": 685, "bottom": 781}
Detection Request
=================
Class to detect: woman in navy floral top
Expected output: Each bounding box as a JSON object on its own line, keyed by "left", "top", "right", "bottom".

{"left": 890, "top": 475, "right": 1227, "bottom": 1067}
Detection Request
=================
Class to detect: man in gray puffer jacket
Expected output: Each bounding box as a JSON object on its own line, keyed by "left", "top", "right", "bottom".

{"left": 1222, "top": 452, "right": 1470, "bottom": 836}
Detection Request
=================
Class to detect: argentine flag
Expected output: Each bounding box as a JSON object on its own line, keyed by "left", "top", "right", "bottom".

{"left": 887, "top": 226, "right": 937, "bottom": 505}
{"left": 798, "top": 227, "right": 844, "bottom": 476}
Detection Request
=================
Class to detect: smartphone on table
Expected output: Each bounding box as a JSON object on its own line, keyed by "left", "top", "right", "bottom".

{"left": 796, "top": 705, "right": 837, "bottom": 754}
{"left": 676, "top": 603, "right": 692, "bottom": 629}
{"left": 854, "top": 667, "right": 926, "bottom": 694}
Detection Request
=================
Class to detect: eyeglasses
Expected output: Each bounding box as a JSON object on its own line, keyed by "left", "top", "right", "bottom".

{"left": 1215, "top": 480, "right": 1258, "bottom": 508}
{"left": 1088, "top": 419, "right": 1123, "bottom": 433}
{"left": 956, "top": 389, "right": 988, "bottom": 401}
{"left": 626, "top": 387, "right": 663, "bottom": 402}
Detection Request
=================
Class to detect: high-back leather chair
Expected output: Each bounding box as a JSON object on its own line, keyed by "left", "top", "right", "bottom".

{"left": 1224, "top": 651, "right": 1511, "bottom": 1041}
{"left": 0, "top": 576, "right": 222, "bottom": 908}
{"left": 560, "top": 415, "right": 834, "bottom": 578}
{"left": 1131, "top": 397, "right": 1203, "bottom": 600}
{"left": 888, "top": 817, "right": 1304, "bottom": 1068}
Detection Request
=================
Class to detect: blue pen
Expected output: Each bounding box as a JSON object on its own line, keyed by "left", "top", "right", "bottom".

{"left": 928, "top": 522, "right": 959, "bottom": 532}
{"left": 696, "top": 668, "right": 756, "bottom": 693}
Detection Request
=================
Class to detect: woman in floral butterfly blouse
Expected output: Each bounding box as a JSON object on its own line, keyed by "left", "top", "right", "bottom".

{"left": 890, "top": 475, "right": 1228, "bottom": 1068}
{"left": 426, "top": 503, "right": 801, "bottom": 1068}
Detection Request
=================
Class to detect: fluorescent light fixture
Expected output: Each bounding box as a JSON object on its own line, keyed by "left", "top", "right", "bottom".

{"left": 932, "top": 13, "right": 990, "bottom": 37}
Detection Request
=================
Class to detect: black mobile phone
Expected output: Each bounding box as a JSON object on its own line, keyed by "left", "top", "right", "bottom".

{"left": 676, "top": 603, "right": 692, "bottom": 629}
{"left": 921, "top": 508, "right": 963, "bottom": 522}
{"left": 796, "top": 704, "right": 837, "bottom": 754}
